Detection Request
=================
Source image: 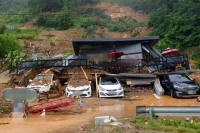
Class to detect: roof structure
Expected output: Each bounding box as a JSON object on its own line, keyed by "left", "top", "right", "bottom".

{"left": 72, "top": 36, "right": 159, "bottom": 55}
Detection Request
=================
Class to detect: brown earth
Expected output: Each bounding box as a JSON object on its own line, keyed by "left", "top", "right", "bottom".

{"left": 18, "top": 2, "right": 151, "bottom": 57}
{"left": 1, "top": 2, "right": 200, "bottom": 133}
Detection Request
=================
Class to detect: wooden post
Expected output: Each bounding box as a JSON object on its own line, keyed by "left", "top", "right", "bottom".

{"left": 95, "top": 73, "right": 99, "bottom": 97}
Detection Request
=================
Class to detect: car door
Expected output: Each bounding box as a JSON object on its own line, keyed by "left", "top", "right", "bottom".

{"left": 162, "top": 74, "right": 171, "bottom": 91}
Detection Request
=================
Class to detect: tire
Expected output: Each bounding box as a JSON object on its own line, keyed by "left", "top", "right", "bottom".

{"left": 170, "top": 89, "right": 177, "bottom": 98}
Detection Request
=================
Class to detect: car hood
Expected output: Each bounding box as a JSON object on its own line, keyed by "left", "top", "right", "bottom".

{"left": 173, "top": 82, "right": 199, "bottom": 89}
{"left": 99, "top": 84, "right": 121, "bottom": 90}
{"left": 27, "top": 84, "right": 48, "bottom": 87}
{"left": 67, "top": 85, "right": 91, "bottom": 90}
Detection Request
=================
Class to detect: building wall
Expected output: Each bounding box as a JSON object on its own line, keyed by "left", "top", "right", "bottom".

{"left": 81, "top": 43, "right": 142, "bottom": 56}
{"left": 79, "top": 43, "right": 143, "bottom": 65}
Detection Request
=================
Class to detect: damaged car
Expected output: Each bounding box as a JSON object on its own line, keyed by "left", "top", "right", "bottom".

{"left": 27, "top": 74, "right": 56, "bottom": 94}
{"left": 155, "top": 72, "right": 200, "bottom": 98}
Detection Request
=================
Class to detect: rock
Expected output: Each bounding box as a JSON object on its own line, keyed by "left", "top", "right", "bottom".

{"left": 185, "top": 117, "right": 190, "bottom": 121}
{"left": 109, "top": 122, "right": 122, "bottom": 126}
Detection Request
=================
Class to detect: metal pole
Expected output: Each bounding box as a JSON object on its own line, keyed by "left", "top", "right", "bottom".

{"left": 136, "top": 106, "right": 200, "bottom": 117}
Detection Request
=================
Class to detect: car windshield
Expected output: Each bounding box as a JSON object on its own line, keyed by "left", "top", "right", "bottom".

{"left": 34, "top": 75, "right": 52, "bottom": 80}
{"left": 168, "top": 74, "right": 192, "bottom": 82}
{"left": 101, "top": 77, "right": 118, "bottom": 85}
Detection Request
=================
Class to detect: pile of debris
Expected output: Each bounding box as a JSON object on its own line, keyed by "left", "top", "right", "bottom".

{"left": 0, "top": 83, "right": 12, "bottom": 117}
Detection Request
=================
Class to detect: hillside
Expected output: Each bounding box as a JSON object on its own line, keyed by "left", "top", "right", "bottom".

{"left": 18, "top": 2, "right": 151, "bottom": 57}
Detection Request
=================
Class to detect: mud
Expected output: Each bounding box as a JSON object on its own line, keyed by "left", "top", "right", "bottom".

{"left": 0, "top": 90, "right": 199, "bottom": 133}
{"left": 0, "top": 71, "right": 10, "bottom": 84}
{"left": 67, "top": 68, "right": 90, "bottom": 88}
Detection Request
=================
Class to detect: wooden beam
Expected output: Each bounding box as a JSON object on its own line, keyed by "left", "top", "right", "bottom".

{"left": 95, "top": 73, "right": 99, "bottom": 97}
{"left": 81, "top": 66, "right": 88, "bottom": 80}
{"left": 45, "top": 69, "right": 50, "bottom": 74}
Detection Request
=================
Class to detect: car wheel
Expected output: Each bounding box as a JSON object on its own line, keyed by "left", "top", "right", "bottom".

{"left": 170, "top": 89, "right": 176, "bottom": 98}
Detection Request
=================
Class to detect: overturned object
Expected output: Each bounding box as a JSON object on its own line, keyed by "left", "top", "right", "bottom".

{"left": 94, "top": 116, "right": 117, "bottom": 125}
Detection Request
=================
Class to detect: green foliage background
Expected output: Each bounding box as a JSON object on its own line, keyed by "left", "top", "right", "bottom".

{"left": 0, "top": 35, "right": 21, "bottom": 57}
{"left": 0, "top": 0, "right": 200, "bottom": 69}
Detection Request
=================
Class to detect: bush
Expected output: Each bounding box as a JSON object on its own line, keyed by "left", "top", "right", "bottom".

{"left": 36, "top": 14, "right": 56, "bottom": 28}
{"left": 0, "top": 35, "right": 21, "bottom": 57}
{"left": 106, "top": 19, "right": 127, "bottom": 32}
{"left": 195, "top": 59, "right": 200, "bottom": 69}
{"left": 189, "top": 53, "right": 200, "bottom": 61}
{"left": 3, "top": 50, "right": 25, "bottom": 72}
{"left": 36, "top": 8, "right": 75, "bottom": 30}
{"left": 0, "top": 25, "right": 6, "bottom": 34}
{"left": 4, "top": 28, "right": 38, "bottom": 39}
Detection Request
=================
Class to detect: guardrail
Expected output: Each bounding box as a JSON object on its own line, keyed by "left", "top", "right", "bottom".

{"left": 136, "top": 106, "right": 200, "bottom": 119}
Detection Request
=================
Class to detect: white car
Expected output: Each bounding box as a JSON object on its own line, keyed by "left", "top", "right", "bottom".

{"left": 27, "top": 74, "right": 56, "bottom": 94}
{"left": 98, "top": 76, "right": 124, "bottom": 97}
{"left": 66, "top": 81, "right": 92, "bottom": 97}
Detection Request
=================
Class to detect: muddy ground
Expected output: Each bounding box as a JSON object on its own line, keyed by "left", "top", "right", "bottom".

{"left": 0, "top": 80, "right": 200, "bottom": 133}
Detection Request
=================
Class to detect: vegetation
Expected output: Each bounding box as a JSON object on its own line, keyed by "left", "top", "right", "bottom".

{"left": 0, "top": 0, "right": 200, "bottom": 71}
{"left": 148, "top": 0, "right": 200, "bottom": 51}
{"left": 61, "top": 50, "right": 74, "bottom": 55}
{"left": 4, "top": 28, "right": 38, "bottom": 39}
{"left": 0, "top": 35, "right": 21, "bottom": 57}
{"left": 3, "top": 50, "right": 25, "bottom": 72}
{"left": 82, "top": 116, "right": 200, "bottom": 133}
{"left": 131, "top": 116, "right": 200, "bottom": 133}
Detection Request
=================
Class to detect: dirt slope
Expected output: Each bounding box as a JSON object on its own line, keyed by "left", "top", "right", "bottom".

{"left": 19, "top": 2, "right": 151, "bottom": 57}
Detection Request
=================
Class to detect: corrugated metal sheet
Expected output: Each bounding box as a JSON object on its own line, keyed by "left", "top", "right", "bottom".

{"left": 126, "top": 78, "right": 155, "bottom": 85}
{"left": 105, "top": 73, "right": 156, "bottom": 78}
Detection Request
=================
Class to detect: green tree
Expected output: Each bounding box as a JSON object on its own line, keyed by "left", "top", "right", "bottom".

{"left": 0, "top": 35, "right": 21, "bottom": 57}
{"left": 54, "top": 7, "right": 74, "bottom": 30}
{"left": 3, "top": 50, "right": 25, "bottom": 72}
{"left": 148, "top": 0, "right": 200, "bottom": 50}
{"left": 0, "top": 25, "right": 6, "bottom": 34}
{"left": 27, "top": 0, "right": 63, "bottom": 14}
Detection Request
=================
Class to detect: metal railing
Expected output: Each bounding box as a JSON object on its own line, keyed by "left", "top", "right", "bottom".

{"left": 17, "top": 54, "right": 190, "bottom": 71}
{"left": 136, "top": 106, "right": 200, "bottom": 119}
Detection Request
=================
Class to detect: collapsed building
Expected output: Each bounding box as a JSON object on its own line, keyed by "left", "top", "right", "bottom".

{"left": 10, "top": 36, "right": 190, "bottom": 99}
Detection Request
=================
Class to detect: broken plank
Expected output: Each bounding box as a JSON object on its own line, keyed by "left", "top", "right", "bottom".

{"left": 81, "top": 66, "right": 88, "bottom": 80}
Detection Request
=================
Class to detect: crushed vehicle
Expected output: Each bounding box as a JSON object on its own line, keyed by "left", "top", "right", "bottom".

{"left": 27, "top": 74, "right": 57, "bottom": 94}
{"left": 65, "top": 67, "right": 92, "bottom": 97}
{"left": 65, "top": 77, "right": 92, "bottom": 97}
{"left": 154, "top": 72, "right": 200, "bottom": 98}
{"left": 98, "top": 75, "right": 124, "bottom": 98}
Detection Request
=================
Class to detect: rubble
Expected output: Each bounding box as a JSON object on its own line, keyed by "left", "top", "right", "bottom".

{"left": 0, "top": 83, "right": 12, "bottom": 115}
{"left": 94, "top": 116, "right": 117, "bottom": 125}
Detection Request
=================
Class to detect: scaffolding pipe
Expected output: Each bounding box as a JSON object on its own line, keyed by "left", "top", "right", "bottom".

{"left": 136, "top": 106, "right": 200, "bottom": 118}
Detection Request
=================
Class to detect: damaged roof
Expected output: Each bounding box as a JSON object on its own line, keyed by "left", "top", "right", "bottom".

{"left": 72, "top": 36, "right": 159, "bottom": 55}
